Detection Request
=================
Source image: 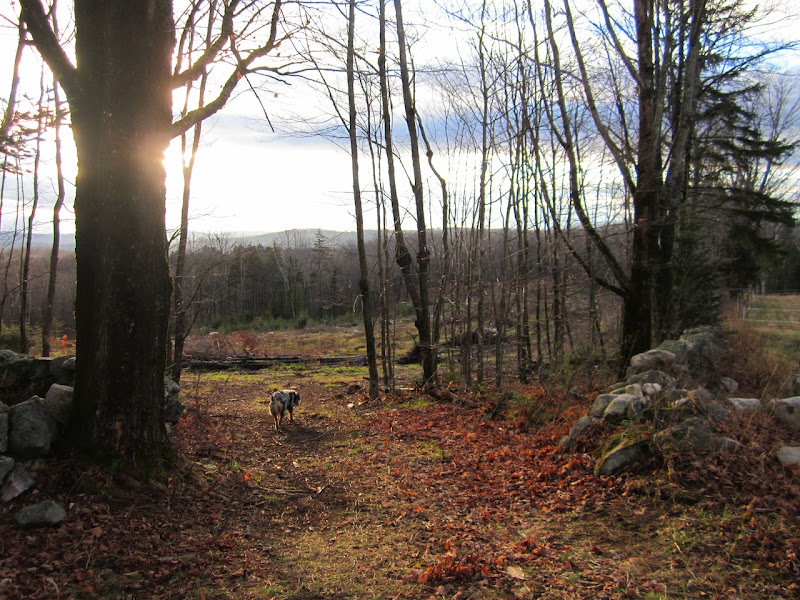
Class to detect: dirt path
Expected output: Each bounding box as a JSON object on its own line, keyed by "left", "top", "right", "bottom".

{"left": 168, "top": 374, "right": 671, "bottom": 599}
{"left": 2, "top": 369, "right": 797, "bottom": 599}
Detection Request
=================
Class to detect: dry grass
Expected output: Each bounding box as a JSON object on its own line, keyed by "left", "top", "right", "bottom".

{"left": 185, "top": 322, "right": 419, "bottom": 361}
{"left": 732, "top": 293, "right": 800, "bottom": 359}
{"left": 721, "top": 324, "right": 800, "bottom": 398}
{"left": 3, "top": 352, "right": 798, "bottom": 599}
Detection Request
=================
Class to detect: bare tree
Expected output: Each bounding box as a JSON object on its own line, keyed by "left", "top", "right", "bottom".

{"left": 19, "top": 64, "right": 49, "bottom": 353}
{"left": 346, "top": 0, "right": 380, "bottom": 399}
{"left": 170, "top": 1, "right": 216, "bottom": 383}
{"left": 42, "top": 21, "right": 69, "bottom": 357}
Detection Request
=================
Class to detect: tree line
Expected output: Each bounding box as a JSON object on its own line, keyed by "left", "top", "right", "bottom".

{"left": 1, "top": 0, "right": 798, "bottom": 472}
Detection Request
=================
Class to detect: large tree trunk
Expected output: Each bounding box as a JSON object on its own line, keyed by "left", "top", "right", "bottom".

{"left": 66, "top": 3, "right": 174, "bottom": 468}
{"left": 624, "top": 0, "right": 659, "bottom": 361}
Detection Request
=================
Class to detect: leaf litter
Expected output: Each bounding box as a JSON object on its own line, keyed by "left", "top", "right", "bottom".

{"left": 0, "top": 368, "right": 797, "bottom": 599}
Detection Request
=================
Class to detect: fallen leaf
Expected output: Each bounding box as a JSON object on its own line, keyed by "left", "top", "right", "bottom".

{"left": 506, "top": 565, "right": 527, "bottom": 580}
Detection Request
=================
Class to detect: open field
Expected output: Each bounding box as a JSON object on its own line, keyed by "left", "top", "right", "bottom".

{"left": 734, "top": 293, "right": 800, "bottom": 362}
{"left": 1, "top": 326, "right": 799, "bottom": 599}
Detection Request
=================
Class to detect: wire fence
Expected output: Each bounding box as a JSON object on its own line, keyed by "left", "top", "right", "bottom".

{"left": 737, "top": 289, "right": 800, "bottom": 328}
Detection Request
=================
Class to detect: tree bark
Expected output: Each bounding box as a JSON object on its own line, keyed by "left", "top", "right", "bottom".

{"left": 347, "top": 0, "right": 380, "bottom": 400}
{"left": 21, "top": 66, "right": 46, "bottom": 354}
{"left": 393, "top": 0, "right": 436, "bottom": 387}
{"left": 42, "top": 72, "right": 66, "bottom": 358}
{"left": 22, "top": 0, "right": 175, "bottom": 470}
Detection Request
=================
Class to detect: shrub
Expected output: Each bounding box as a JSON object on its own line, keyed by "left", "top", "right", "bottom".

{"left": 0, "top": 324, "right": 22, "bottom": 349}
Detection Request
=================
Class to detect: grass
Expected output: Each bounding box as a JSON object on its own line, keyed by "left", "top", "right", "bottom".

{"left": 4, "top": 348, "right": 797, "bottom": 599}
{"left": 6, "top": 310, "right": 799, "bottom": 599}
{"left": 186, "top": 321, "right": 418, "bottom": 360}
{"left": 740, "top": 293, "right": 800, "bottom": 356}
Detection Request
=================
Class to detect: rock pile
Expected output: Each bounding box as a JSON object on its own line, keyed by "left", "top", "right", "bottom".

{"left": 560, "top": 327, "right": 800, "bottom": 475}
{"left": 0, "top": 350, "right": 185, "bottom": 526}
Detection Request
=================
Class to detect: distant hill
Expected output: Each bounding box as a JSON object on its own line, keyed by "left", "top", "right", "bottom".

{"left": 0, "top": 231, "right": 76, "bottom": 252}
{"left": 2, "top": 229, "right": 375, "bottom": 252}
{"left": 2, "top": 227, "right": 526, "bottom": 253}
{"left": 234, "top": 229, "right": 377, "bottom": 248}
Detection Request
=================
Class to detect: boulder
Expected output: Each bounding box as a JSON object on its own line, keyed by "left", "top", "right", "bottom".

{"left": 559, "top": 416, "right": 598, "bottom": 449}
{"left": 684, "top": 388, "right": 728, "bottom": 423}
{"left": 0, "top": 350, "right": 37, "bottom": 396}
{"left": 0, "top": 401, "right": 8, "bottom": 453}
{"left": 1, "top": 463, "right": 35, "bottom": 501}
{"left": 626, "top": 397, "right": 646, "bottom": 422}
{"left": 624, "top": 383, "right": 644, "bottom": 398}
{"left": 728, "top": 397, "right": 761, "bottom": 413}
{"left": 719, "top": 377, "right": 739, "bottom": 394}
{"left": 606, "top": 381, "right": 628, "bottom": 394}
{"left": 642, "top": 382, "right": 662, "bottom": 398}
{"left": 630, "top": 349, "right": 676, "bottom": 373}
{"left": 8, "top": 397, "right": 58, "bottom": 458}
{"left": 165, "top": 396, "right": 184, "bottom": 424}
{"left": 655, "top": 402, "right": 701, "bottom": 428}
{"left": 788, "top": 374, "right": 800, "bottom": 397}
{"left": 595, "top": 432, "right": 650, "bottom": 476}
{"left": 653, "top": 417, "right": 713, "bottom": 456}
{"left": 657, "top": 339, "right": 690, "bottom": 363}
{"left": 0, "top": 351, "right": 76, "bottom": 400}
{"left": 15, "top": 499, "right": 67, "bottom": 528}
{"left": 628, "top": 370, "right": 675, "bottom": 389}
{"left": 164, "top": 377, "right": 184, "bottom": 424}
{"left": 43, "top": 384, "right": 73, "bottom": 429}
{"left": 677, "top": 327, "right": 723, "bottom": 380}
{"left": 48, "top": 355, "right": 76, "bottom": 385}
{"left": 603, "top": 394, "right": 639, "bottom": 423}
{"left": 0, "top": 455, "right": 14, "bottom": 483}
{"left": 590, "top": 394, "right": 617, "bottom": 418}
{"left": 164, "top": 377, "right": 181, "bottom": 398}
{"left": 769, "top": 397, "right": 800, "bottom": 432}
{"left": 775, "top": 446, "right": 800, "bottom": 465}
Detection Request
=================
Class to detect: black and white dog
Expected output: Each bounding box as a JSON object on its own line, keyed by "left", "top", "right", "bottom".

{"left": 270, "top": 389, "right": 300, "bottom": 431}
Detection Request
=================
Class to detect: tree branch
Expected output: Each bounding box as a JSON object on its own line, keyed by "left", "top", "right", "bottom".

{"left": 172, "top": 0, "right": 237, "bottom": 89}
{"left": 19, "top": 0, "right": 78, "bottom": 100}
{"left": 170, "top": 0, "right": 285, "bottom": 138}
{"left": 561, "top": 0, "right": 637, "bottom": 197}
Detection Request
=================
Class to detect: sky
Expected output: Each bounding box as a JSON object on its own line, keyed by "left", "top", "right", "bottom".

{"left": 1, "top": 1, "right": 799, "bottom": 240}
{"left": 0, "top": 0, "right": 461, "bottom": 239}
{"left": 163, "top": 114, "right": 360, "bottom": 236}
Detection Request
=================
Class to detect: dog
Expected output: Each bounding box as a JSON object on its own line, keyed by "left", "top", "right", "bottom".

{"left": 270, "top": 389, "right": 300, "bottom": 431}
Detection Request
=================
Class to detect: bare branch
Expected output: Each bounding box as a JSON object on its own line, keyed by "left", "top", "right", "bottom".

{"left": 170, "top": 0, "right": 286, "bottom": 138}
{"left": 19, "top": 0, "right": 78, "bottom": 99}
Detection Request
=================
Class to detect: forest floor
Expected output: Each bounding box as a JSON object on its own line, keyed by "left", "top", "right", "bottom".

{"left": 1, "top": 358, "right": 799, "bottom": 599}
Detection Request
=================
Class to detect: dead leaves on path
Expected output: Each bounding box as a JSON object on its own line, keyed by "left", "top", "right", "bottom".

{"left": 2, "top": 375, "right": 798, "bottom": 599}
{"left": 361, "top": 399, "right": 637, "bottom": 596}
{"left": 361, "top": 391, "right": 799, "bottom": 597}
{"left": 364, "top": 400, "right": 620, "bottom": 516}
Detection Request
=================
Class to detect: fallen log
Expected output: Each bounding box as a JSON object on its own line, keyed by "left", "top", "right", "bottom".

{"left": 185, "top": 354, "right": 367, "bottom": 370}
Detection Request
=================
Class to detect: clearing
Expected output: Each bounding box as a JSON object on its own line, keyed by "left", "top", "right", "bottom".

{"left": 1, "top": 359, "right": 798, "bottom": 599}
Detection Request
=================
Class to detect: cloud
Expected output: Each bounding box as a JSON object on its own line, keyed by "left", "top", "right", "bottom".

{"left": 165, "top": 114, "right": 361, "bottom": 234}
